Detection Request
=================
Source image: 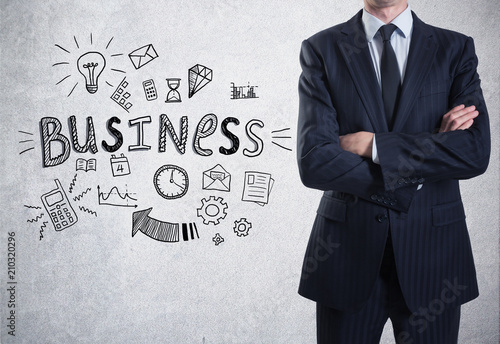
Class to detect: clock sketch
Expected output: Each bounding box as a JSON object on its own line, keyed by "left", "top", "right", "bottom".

{"left": 153, "top": 164, "right": 189, "bottom": 199}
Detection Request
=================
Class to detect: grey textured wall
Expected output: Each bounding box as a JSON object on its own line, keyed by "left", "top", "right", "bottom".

{"left": 0, "top": 1, "right": 498, "bottom": 343}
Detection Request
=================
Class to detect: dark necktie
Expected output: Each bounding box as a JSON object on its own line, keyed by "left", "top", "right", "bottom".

{"left": 379, "top": 24, "right": 401, "bottom": 129}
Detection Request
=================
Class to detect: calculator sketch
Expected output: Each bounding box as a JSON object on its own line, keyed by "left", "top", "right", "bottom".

{"left": 41, "top": 179, "right": 78, "bottom": 231}
{"left": 143, "top": 79, "right": 158, "bottom": 101}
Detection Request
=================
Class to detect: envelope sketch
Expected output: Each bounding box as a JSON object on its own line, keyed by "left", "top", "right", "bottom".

{"left": 128, "top": 44, "right": 158, "bottom": 69}
{"left": 202, "top": 164, "right": 231, "bottom": 192}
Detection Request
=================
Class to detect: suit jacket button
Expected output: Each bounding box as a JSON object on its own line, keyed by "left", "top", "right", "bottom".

{"left": 371, "top": 194, "right": 378, "bottom": 201}
{"left": 411, "top": 178, "right": 418, "bottom": 184}
{"left": 418, "top": 178, "right": 425, "bottom": 183}
{"left": 376, "top": 214, "right": 388, "bottom": 223}
{"left": 397, "top": 178, "right": 405, "bottom": 185}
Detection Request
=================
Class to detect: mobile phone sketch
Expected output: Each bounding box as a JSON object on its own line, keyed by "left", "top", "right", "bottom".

{"left": 41, "top": 179, "right": 78, "bottom": 231}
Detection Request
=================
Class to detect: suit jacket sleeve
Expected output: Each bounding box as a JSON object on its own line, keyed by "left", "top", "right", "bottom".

{"left": 375, "top": 37, "right": 490, "bottom": 191}
{"left": 297, "top": 39, "right": 416, "bottom": 212}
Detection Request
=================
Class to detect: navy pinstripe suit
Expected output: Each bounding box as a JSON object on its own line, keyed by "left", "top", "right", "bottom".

{"left": 297, "top": 9, "right": 490, "bottom": 320}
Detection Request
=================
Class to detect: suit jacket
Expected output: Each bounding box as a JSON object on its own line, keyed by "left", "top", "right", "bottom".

{"left": 296, "top": 10, "right": 490, "bottom": 313}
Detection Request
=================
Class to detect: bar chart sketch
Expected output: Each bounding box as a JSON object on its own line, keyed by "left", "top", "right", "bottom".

{"left": 230, "top": 82, "right": 259, "bottom": 100}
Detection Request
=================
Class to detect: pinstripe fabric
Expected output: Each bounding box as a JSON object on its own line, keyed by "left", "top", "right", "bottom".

{"left": 297, "top": 8, "right": 490, "bottom": 326}
{"left": 316, "top": 235, "right": 461, "bottom": 344}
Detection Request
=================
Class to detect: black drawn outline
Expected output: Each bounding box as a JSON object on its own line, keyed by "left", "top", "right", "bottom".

{"left": 18, "top": 130, "right": 35, "bottom": 155}
{"left": 68, "top": 173, "right": 78, "bottom": 193}
{"left": 188, "top": 64, "right": 212, "bottom": 98}
{"left": 79, "top": 206, "right": 97, "bottom": 217}
{"left": 110, "top": 154, "right": 131, "bottom": 177}
{"left": 110, "top": 68, "right": 126, "bottom": 75}
{"left": 132, "top": 208, "right": 199, "bottom": 243}
{"left": 165, "top": 78, "right": 182, "bottom": 103}
{"left": 73, "top": 188, "right": 92, "bottom": 202}
{"left": 110, "top": 77, "right": 133, "bottom": 112}
{"left": 233, "top": 218, "right": 252, "bottom": 237}
{"left": 143, "top": 79, "right": 158, "bottom": 101}
{"left": 76, "top": 158, "right": 96, "bottom": 172}
{"left": 271, "top": 127, "right": 293, "bottom": 152}
{"left": 128, "top": 116, "right": 152, "bottom": 151}
{"left": 24, "top": 205, "right": 42, "bottom": 210}
{"left": 202, "top": 164, "right": 231, "bottom": 192}
{"left": 40, "top": 179, "right": 78, "bottom": 231}
{"left": 230, "top": 82, "right": 259, "bottom": 100}
{"left": 102, "top": 117, "right": 124, "bottom": 153}
{"left": 53, "top": 34, "right": 124, "bottom": 97}
{"left": 212, "top": 233, "right": 224, "bottom": 246}
{"left": 219, "top": 117, "right": 240, "bottom": 155}
{"left": 76, "top": 51, "right": 106, "bottom": 94}
{"left": 98, "top": 185, "right": 137, "bottom": 208}
{"left": 40, "top": 117, "right": 71, "bottom": 167}
{"left": 243, "top": 119, "right": 265, "bottom": 157}
{"left": 159, "top": 115, "right": 188, "bottom": 154}
{"left": 182, "top": 223, "right": 200, "bottom": 241}
{"left": 197, "top": 196, "right": 228, "bottom": 225}
{"left": 193, "top": 114, "right": 218, "bottom": 156}
{"left": 241, "top": 171, "right": 274, "bottom": 206}
{"left": 27, "top": 213, "right": 44, "bottom": 223}
{"left": 69, "top": 115, "right": 98, "bottom": 154}
{"left": 153, "top": 164, "right": 189, "bottom": 200}
{"left": 128, "top": 44, "right": 158, "bottom": 70}
{"left": 40, "top": 221, "right": 48, "bottom": 240}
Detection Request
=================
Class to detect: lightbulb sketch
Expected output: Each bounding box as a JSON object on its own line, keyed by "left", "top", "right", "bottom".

{"left": 53, "top": 34, "right": 126, "bottom": 97}
{"left": 77, "top": 51, "right": 106, "bottom": 94}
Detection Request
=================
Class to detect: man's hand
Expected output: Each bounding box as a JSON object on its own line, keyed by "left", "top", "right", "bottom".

{"left": 339, "top": 131, "right": 374, "bottom": 158}
{"left": 439, "top": 104, "right": 478, "bottom": 132}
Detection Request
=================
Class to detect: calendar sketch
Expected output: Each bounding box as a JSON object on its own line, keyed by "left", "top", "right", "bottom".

{"left": 109, "top": 154, "right": 131, "bottom": 177}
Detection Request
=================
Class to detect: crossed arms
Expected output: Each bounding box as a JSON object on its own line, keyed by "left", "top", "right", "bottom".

{"left": 340, "top": 104, "right": 480, "bottom": 158}
{"left": 297, "top": 36, "right": 490, "bottom": 212}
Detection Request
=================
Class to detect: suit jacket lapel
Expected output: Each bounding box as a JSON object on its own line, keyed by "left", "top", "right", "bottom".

{"left": 338, "top": 11, "right": 438, "bottom": 133}
{"left": 392, "top": 13, "right": 438, "bottom": 132}
{"left": 338, "top": 11, "right": 388, "bottom": 133}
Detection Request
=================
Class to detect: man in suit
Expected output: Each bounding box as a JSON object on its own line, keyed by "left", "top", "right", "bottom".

{"left": 296, "top": 0, "right": 490, "bottom": 343}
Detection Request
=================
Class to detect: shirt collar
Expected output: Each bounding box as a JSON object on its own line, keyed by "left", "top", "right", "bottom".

{"left": 362, "top": 4, "right": 413, "bottom": 42}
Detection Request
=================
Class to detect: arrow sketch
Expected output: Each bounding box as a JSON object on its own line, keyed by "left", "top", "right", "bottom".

{"left": 132, "top": 208, "right": 179, "bottom": 242}
{"left": 132, "top": 208, "right": 199, "bottom": 243}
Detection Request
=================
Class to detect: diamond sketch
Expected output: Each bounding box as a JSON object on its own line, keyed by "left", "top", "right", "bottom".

{"left": 188, "top": 64, "right": 212, "bottom": 98}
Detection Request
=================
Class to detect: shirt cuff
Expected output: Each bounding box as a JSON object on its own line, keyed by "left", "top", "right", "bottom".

{"left": 372, "top": 134, "right": 380, "bottom": 164}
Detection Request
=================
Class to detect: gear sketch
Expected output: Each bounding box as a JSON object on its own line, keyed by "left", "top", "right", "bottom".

{"left": 233, "top": 218, "right": 252, "bottom": 237}
{"left": 197, "top": 196, "right": 228, "bottom": 225}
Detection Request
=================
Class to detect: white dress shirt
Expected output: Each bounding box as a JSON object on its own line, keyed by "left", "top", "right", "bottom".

{"left": 361, "top": 5, "right": 415, "bottom": 183}
{"left": 362, "top": 5, "right": 413, "bottom": 86}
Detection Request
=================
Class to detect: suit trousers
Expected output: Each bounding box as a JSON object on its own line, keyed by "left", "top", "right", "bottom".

{"left": 316, "top": 233, "right": 461, "bottom": 344}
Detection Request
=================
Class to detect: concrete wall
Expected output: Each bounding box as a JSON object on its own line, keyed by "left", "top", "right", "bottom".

{"left": 1, "top": 0, "right": 498, "bottom": 342}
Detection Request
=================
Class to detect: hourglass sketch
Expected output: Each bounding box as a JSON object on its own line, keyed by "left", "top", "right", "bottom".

{"left": 165, "top": 78, "right": 182, "bottom": 103}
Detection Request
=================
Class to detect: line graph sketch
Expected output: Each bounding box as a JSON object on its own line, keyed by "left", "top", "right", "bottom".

{"left": 98, "top": 185, "right": 137, "bottom": 208}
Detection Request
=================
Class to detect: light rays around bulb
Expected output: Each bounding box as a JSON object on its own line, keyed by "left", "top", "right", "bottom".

{"left": 52, "top": 34, "right": 126, "bottom": 97}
